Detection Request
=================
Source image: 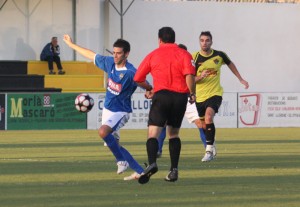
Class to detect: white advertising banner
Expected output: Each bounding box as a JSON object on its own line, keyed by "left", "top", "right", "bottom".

{"left": 88, "top": 93, "right": 151, "bottom": 129}
{"left": 238, "top": 93, "right": 300, "bottom": 128}
{"left": 87, "top": 92, "right": 238, "bottom": 129}
{"left": 214, "top": 93, "right": 238, "bottom": 128}
{"left": 87, "top": 93, "right": 105, "bottom": 130}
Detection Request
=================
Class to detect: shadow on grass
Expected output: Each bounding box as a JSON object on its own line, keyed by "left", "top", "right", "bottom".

{"left": 0, "top": 174, "right": 299, "bottom": 207}
{"left": 1, "top": 154, "right": 299, "bottom": 175}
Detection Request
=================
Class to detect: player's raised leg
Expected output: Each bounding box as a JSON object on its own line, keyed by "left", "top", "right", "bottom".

{"left": 99, "top": 109, "right": 131, "bottom": 174}
{"left": 120, "top": 146, "right": 144, "bottom": 180}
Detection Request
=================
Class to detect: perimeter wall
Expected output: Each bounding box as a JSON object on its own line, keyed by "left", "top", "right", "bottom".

{"left": 0, "top": 1, "right": 299, "bottom": 93}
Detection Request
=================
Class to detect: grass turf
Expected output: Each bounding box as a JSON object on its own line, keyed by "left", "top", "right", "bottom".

{"left": 0, "top": 128, "right": 300, "bottom": 207}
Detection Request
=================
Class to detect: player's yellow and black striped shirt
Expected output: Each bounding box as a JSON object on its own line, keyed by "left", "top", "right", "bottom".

{"left": 192, "top": 49, "right": 231, "bottom": 102}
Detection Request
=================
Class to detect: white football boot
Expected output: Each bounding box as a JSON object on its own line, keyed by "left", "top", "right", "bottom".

{"left": 202, "top": 145, "right": 215, "bottom": 162}
{"left": 117, "top": 161, "right": 129, "bottom": 174}
{"left": 124, "top": 172, "right": 141, "bottom": 181}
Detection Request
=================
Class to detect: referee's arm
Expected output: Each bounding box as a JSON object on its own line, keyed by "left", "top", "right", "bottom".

{"left": 135, "top": 81, "right": 152, "bottom": 92}
{"left": 186, "top": 74, "right": 196, "bottom": 103}
{"left": 186, "top": 74, "right": 195, "bottom": 95}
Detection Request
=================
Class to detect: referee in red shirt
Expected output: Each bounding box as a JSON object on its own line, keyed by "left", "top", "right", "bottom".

{"left": 134, "top": 27, "right": 196, "bottom": 184}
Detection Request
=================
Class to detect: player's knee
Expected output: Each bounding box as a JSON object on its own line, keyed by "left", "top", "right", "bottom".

{"left": 98, "top": 125, "right": 111, "bottom": 139}
{"left": 205, "top": 114, "right": 214, "bottom": 123}
{"left": 168, "top": 128, "right": 180, "bottom": 138}
{"left": 194, "top": 119, "right": 202, "bottom": 128}
{"left": 98, "top": 128, "right": 105, "bottom": 138}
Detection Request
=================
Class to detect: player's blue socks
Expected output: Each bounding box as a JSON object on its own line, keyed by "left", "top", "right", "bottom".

{"left": 158, "top": 127, "right": 166, "bottom": 153}
{"left": 120, "top": 146, "right": 144, "bottom": 174}
{"left": 103, "top": 134, "right": 144, "bottom": 174}
{"left": 199, "top": 128, "right": 207, "bottom": 148}
{"left": 103, "top": 134, "right": 124, "bottom": 162}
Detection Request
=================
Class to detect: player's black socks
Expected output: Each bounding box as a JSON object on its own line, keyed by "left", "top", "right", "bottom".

{"left": 169, "top": 137, "right": 181, "bottom": 170}
{"left": 146, "top": 138, "right": 159, "bottom": 165}
{"left": 205, "top": 123, "right": 215, "bottom": 145}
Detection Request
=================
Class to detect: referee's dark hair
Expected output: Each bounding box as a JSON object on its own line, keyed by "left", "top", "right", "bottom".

{"left": 200, "top": 31, "right": 213, "bottom": 40}
{"left": 158, "top": 27, "right": 175, "bottom": 43}
{"left": 113, "top": 39, "right": 130, "bottom": 53}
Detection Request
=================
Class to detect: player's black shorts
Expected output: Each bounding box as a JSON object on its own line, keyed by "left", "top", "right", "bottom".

{"left": 148, "top": 90, "right": 188, "bottom": 128}
{"left": 195, "top": 95, "right": 222, "bottom": 118}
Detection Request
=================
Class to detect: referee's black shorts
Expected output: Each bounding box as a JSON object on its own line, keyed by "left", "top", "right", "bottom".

{"left": 195, "top": 95, "right": 222, "bottom": 118}
{"left": 148, "top": 90, "right": 188, "bottom": 128}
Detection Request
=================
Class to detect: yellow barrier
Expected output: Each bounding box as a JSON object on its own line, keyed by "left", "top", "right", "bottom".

{"left": 28, "top": 61, "right": 106, "bottom": 93}
{"left": 27, "top": 61, "right": 103, "bottom": 75}
{"left": 44, "top": 75, "right": 105, "bottom": 93}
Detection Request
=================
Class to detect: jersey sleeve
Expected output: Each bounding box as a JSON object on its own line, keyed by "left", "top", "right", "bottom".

{"left": 134, "top": 54, "right": 151, "bottom": 82}
{"left": 220, "top": 51, "right": 232, "bottom": 65}
{"left": 182, "top": 52, "right": 196, "bottom": 76}
{"left": 94, "top": 54, "right": 114, "bottom": 73}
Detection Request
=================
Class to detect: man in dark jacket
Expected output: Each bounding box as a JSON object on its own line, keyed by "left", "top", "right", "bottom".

{"left": 40, "top": 37, "right": 65, "bottom": 75}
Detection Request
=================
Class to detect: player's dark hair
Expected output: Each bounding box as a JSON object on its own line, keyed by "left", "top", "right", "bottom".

{"left": 200, "top": 31, "right": 213, "bottom": 40}
{"left": 158, "top": 27, "right": 175, "bottom": 43}
{"left": 113, "top": 39, "right": 130, "bottom": 53}
{"left": 178, "top": 43, "right": 187, "bottom": 51}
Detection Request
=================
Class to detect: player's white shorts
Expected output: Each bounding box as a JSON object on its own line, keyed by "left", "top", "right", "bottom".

{"left": 101, "top": 107, "right": 130, "bottom": 140}
{"left": 184, "top": 102, "right": 199, "bottom": 124}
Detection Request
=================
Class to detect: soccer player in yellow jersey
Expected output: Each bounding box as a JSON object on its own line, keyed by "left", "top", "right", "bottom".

{"left": 193, "top": 31, "right": 249, "bottom": 162}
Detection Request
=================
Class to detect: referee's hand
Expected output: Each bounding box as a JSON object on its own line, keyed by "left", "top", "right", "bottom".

{"left": 145, "top": 90, "right": 154, "bottom": 99}
{"left": 188, "top": 94, "right": 196, "bottom": 104}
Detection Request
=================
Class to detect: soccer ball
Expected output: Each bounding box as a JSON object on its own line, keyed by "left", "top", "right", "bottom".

{"left": 75, "top": 93, "right": 94, "bottom": 113}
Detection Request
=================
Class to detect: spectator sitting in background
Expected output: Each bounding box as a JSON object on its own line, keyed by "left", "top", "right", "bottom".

{"left": 40, "top": 37, "right": 65, "bottom": 75}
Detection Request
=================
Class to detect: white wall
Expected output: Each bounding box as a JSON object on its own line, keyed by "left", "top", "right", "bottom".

{"left": 0, "top": 0, "right": 299, "bottom": 93}
{"left": 0, "top": 0, "right": 71, "bottom": 60}
{"left": 107, "top": 1, "right": 300, "bottom": 93}
{"left": 0, "top": 0, "right": 105, "bottom": 61}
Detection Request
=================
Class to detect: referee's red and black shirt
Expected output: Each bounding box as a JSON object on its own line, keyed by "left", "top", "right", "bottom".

{"left": 134, "top": 43, "right": 195, "bottom": 93}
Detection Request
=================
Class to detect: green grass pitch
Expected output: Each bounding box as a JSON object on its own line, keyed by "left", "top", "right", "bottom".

{"left": 0, "top": 128, "right": 300, "bottom": 207}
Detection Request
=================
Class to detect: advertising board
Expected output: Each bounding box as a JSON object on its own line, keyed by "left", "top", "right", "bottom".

{"left": 88, "top": 92, "right": 238, "bottom": 129}
{"left": 238, "top": 93, "right": 300, "bottom": 127}
{"left": 7, "top": 93, "right": 86, "bottom": 130}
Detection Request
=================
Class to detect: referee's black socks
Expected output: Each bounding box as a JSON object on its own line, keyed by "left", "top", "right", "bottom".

{"left": 146, "top": 138, "right": 158, "bottom": 165}
{"left": 169, "top": 137, "right": 181, "bottom": 171}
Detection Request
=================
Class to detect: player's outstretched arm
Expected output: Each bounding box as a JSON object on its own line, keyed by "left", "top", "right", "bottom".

{"left": 63, "top": 34, "right": 96, "bottom": 61}
{"left": 228, "top": 62, "right": 249, "bottom": 89}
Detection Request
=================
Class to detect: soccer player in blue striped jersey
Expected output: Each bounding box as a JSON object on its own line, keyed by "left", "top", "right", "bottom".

{"left": 63, "top": 34, "right": 144, "bottom": 180}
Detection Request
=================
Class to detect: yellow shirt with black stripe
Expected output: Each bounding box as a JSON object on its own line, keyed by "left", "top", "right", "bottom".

{"left": 192, "top": 49, "right": 231, "bottom": 102}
